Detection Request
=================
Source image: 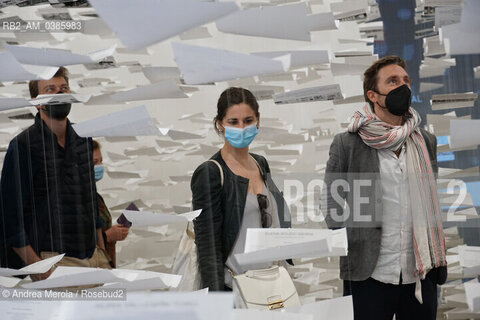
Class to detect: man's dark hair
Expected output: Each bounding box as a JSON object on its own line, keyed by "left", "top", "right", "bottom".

{"left": 363, "top": 56, "right": 406, "bottom": 109}
{"left": 28, "top": 66, "right": 69, "bottom": 98}
{"left": 213, "top": 87, "right": 259, "bottom": 135}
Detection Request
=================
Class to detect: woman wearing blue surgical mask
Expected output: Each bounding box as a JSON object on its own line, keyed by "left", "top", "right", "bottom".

{"left": 191, "top": 87, "right": 291, "bottom": 291}
{"left": 93, "top": 140, "right": 129, "bottom": 267}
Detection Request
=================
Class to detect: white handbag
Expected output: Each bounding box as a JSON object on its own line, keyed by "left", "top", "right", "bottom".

{"left": 171, "top": 221, "right": 201, "bottom": 291}
{"left": 171, "top": 159, "right": 225, "bottom": 291}
{"left": 208, "top": 160, "right": 300, "bottom": 310}
{"left": 232, "top": 265, "right": 301, "bottom": 310}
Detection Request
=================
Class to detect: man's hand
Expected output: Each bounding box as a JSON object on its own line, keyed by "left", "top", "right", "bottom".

{"left": 13, "top": 245, "right": 53, "bottom": 281}
{"left": 30, "top": 268, "right": 53, "bottom": 281}
{"left": 13, "top": 245, "right": 41, "bottom": 265}
{"left": 105, "top": 225, "right": 129, "bottom": 242}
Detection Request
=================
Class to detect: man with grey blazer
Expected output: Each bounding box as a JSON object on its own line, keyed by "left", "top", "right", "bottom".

{"left": 323, "top": 56, "right": 447, "bottom": 320}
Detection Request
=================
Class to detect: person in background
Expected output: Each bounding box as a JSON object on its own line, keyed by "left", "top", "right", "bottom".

{"left": 323, "top": 56, "right": 447, "bottom": 320}
{"left": 191, "top": 87, "right": 291, "bottom": 291}
{"left": 0, "top": 67, "right": 110, "bottom": 279}
{"left": 92, "top": 140, "right": 129, "bottom": 268}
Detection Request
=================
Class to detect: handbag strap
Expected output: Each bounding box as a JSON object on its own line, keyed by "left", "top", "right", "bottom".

{"left": 250, "top": 155, "right": 264, "bottom": 179}
{"left": 188, "top": 160, "right": 224, "bottom": 241}
{"left": 208, "top": 159, "right": 224, "bottom": 187}
{"left": 209, "top": 156, "right": 261, "bottom": 188}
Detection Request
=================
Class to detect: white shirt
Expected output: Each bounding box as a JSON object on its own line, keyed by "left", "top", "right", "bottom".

{"left": 371, "top": 145, "right": 417, "bottom": 285}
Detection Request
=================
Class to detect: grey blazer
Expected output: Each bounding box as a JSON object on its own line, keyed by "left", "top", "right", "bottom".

{"left": 323, "top": 128, "right": 437, "bottom": 281}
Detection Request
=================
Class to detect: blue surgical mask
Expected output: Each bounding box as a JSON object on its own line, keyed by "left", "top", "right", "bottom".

{"left": 224, "top": 123, "right": 258, "bottom": 148}
{"left": 94, "top": 165, "right": 104, "bottom": 182}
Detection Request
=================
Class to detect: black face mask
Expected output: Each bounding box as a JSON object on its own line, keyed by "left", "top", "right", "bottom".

{"left": 375, "top": 84, "right": 411, "bottom": 116}
{"left": 43, "top": 103, "right": 71, "bottom": 120}
{"left": 41, "top": 91, "right": 71, "bottom": 120}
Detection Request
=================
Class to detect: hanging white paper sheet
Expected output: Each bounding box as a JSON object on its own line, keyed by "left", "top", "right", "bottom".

{"left": 5, "top": 44, "right": 116, "bottom": 67}
{"left": 252, "top": 50, "right": 330, "bottom": 69}
{"left": 30, "top": 93, "right": 91, "bottom": 106}
{"left": 234, "top": 239, "right": 332, "bottom": 266}
{"left": 22, "top": 266, "right": 121, "bottom": 289}
{"left": 72, "top": 105, "right": 161, "bottom": 137}
{"left": 0, "top": 51, "right": 59, "bottom": 81}
{"left": 449, "top": 120, "right": 480, "bottom": 149}
{"left": 216, "top": 3, "right": 311, "bottom": 41}
{"left": 288, "top": 296, "right": 354, "bottom": 320}
{"left": 89, "top": 0, "right": 238, "bottom": 50}
{"left": 121, "top": 209, "right": 202, "bottom": 227}
{"left": 464, "top": 283, "right": 480, "bottom": 312}
{"left": 0, "top": 97, "right": 31, "bottom": 111}
{"left": 0, "top": 254, "right": 65, "bottom": 277}
{"left": 273, "top": 84, "right": 343, "bottom": 104}
{"left": 172, "top": 42, "right": 289, "bottom": 85}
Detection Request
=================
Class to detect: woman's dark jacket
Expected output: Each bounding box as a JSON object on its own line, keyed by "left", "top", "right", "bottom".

{"left": 191, "top": 151, "right": 291, "bottom": 291}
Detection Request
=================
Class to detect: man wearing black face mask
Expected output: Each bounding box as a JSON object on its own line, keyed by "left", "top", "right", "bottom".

{"left": 0, "top": 67, "right": 110, "bottom": 280}
{"left": 322, "top": 56, "right": 447, "bottom": 320}
{"left": 41, "top": 99, "right": 71, "bottom": 120}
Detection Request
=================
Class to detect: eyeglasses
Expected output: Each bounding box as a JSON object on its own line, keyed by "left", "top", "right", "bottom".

{"left": 257, "top": 194, "right": 272, "bottom": 228}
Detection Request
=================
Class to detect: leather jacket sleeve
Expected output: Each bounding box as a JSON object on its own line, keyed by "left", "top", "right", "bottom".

{"left": 191, "top": 161, "right": 224, "bottom": 291}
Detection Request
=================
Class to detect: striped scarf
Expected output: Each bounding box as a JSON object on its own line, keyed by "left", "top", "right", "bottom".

{"left": 348, "top": 105, "right": 447, "bottom": 279}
